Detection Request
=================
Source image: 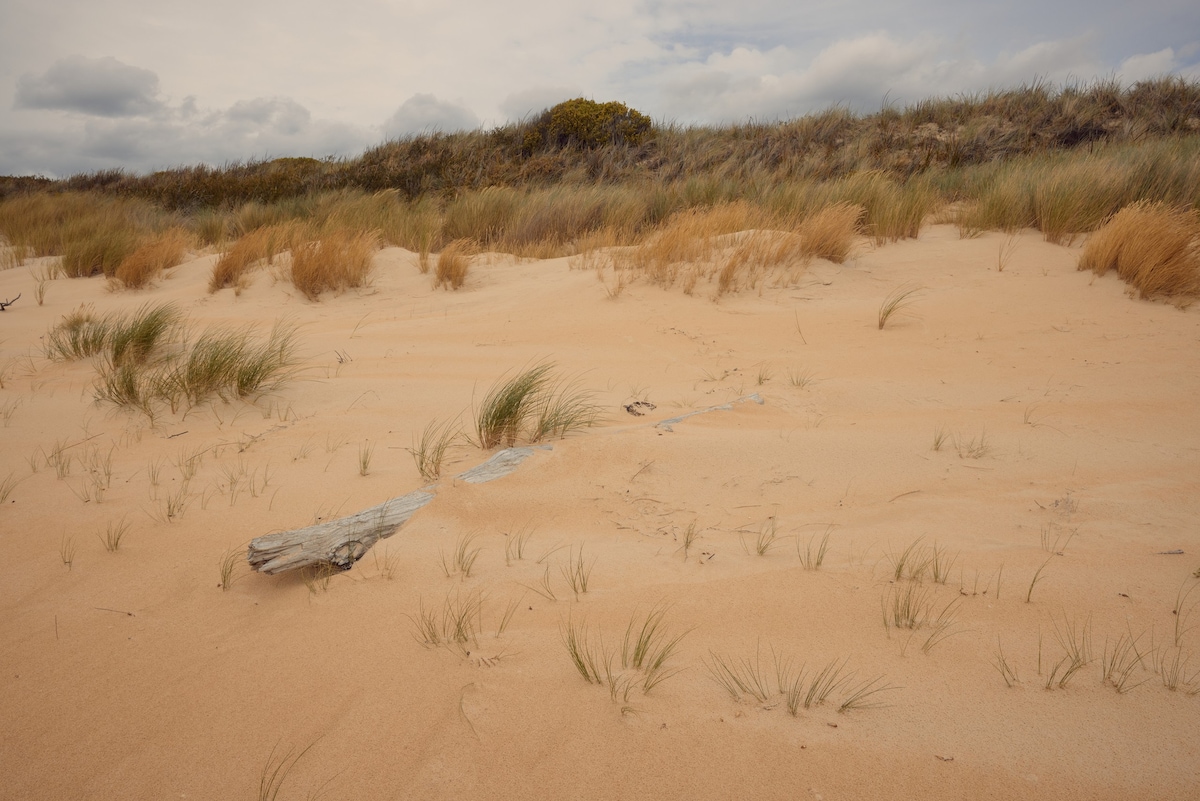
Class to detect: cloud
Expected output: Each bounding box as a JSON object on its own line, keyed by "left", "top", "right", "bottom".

{"left": 383, "top": 94, "right": 480, "bottom": 137}
{"left": 646, "top": 32, "right": 1137, "bottom": 123}
{"left": 225, "top": 97, "right": 312, "bottom": 136}
{"left": 1118, "top": 48, "right": 1180, "bottom": 82}
{"left": 0, "top": 94, "right": 374, "bottom": 176}
{"left": 15, "top": 56, "right": 162, "bottom": 117}
{"left": 499, "top": 86, "right": 581, "bottom": 122}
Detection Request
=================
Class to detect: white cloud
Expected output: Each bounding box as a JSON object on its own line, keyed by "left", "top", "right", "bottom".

{"left": 1118, "top": 48, "right": 1180, "bottom": 82}
{"left": 382, "top": 94, "right": 480, "bottom": 137}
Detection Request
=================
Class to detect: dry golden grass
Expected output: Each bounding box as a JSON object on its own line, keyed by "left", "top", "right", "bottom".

{"left": 435, "top": 239, "right": 474, "bottom": 290}
{"left": 799, "top": 202, "right": 864, "bottom": 263}
{"left": 210, "top": 222, "right": 304, "bottom": 293}
{"left": 289, "top": 226, "right": 379, "bottom": 300}
{"left": 715, "top": 230, "right": 808, "bottom": 296}
{"left": 619, "top": 202, "right": 761, "bottom": 289}
{"left": 1078, "top": 201, "right": 1200, "bottom": 300}
{"left": 112, "top": 227, "right": 192, "bottom": 289}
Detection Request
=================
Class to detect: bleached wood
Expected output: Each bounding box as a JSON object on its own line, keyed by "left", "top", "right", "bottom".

{"left": 247, "top": 489, "right": 435, "bottom": 574}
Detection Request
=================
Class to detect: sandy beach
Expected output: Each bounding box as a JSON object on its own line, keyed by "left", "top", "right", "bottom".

{"left": 1, "top": 225, "right": 1198, "bottom": 800}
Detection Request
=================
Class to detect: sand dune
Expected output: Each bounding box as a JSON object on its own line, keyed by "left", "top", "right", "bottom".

{"left": 1, "top": 226, "right": 1197, "bottom": 800}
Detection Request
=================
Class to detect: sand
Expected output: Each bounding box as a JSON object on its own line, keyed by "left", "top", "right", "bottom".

{"left": 1, "top": 226, "right": 1198, "bottom": 800}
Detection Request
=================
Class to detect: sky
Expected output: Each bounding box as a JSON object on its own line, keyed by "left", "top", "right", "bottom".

{"left": 1, "top": 1, "right": 1197, "bottom": 177}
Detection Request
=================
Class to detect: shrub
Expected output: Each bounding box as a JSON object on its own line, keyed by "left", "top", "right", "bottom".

{"left": 523, "top": 98, "right": 653, "bottom": 153}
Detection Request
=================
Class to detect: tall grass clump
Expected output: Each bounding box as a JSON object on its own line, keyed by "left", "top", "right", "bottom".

{"left": 43, "top": 305, "right": 109, "bottom": 361}
{"left": 798, "top": 201, "right": 863, "bottom": 263}
{"left": 474, "top": 362, "right": 601, "bottom": 449}
{"left": 155, "top": 322, "right": 298, "bottom": 409}
{"left": 209, "top": 222, "right": 304, "bottom": 292}
{"left": 44, "top": 302, "right": 182, "bottom": 366}
{"left": 106, "top": 303, "right": 182, "bottom": 367}
{"left": 1078, "top": 201, "right": 1200, "bottom": 300}
{"left": 111, "top": 227, "right": 191, "bottom": 289}
{"left": 288, "top": 226, "right": 379, "bottom": 300}
{"left": 434, "top": 239, "right": 473, "bottom": 290}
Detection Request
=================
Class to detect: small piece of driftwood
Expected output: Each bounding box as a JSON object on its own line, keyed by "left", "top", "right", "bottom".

{"left": 656, "top": 393, "right": 764, "bottom": 432}
{"left": 248, "top": 489, "right": 435, "bottom": 574}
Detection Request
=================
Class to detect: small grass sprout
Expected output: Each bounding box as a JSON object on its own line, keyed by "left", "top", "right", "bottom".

{"left": 955, "top": 431, "right": 991, "bottom": 459}
{"left": 257, "top": 741, "right": 318, "bottom": 801}
{"left": 0, "top": 471, "right": 20, "bottom": 503}
{"left": 301, "top": 563, "right": 337, "bottom": 594}
{"left": 1101, "top": 630, "right": 1150, "bottom": 693}
{"left": 521, "top": 564, "right": 558, "bottom": 601}
{"left": 837, "top": 675, "right": 899, "bottom": 713}
{"left": 679, "top": 520, "right": 701, "bottom": 560}
{"left": 98, "top": 517, "right": 130, "bottom": 552}
{"left": 1170, "top": 578, "right": 1199, "bottom": 646}
{"left": 441, "top": 532, "right": 482, "bottom": 579}
{"left": 219, "top": 547, "right": 245, "bottom": 590}
{"left": 887, "top": 537, "right": 931, "bottom": 582}
{"left": 1156, "top": 646, "right": 1200, "bottom": 693}
{"left": 993, "top": 638, "right": 1020, "bottom": 687}
{"left": 1044, "top": 615, "right": 1093, "bottom": 690}
{"left": 560, "top": 546, "right": 594, "bottom": 598}
{"left": 408, "top": 418, "right": 459, "bottom": 482}
{"left": 622, "top": 606, "right": 687, "bottom": 693}
{"left": 1026, "top": 557, "right": 1053, "bottom": 603}
{"left": 929, "top": 541, "right": 957, "bottom": 584}
{"left": 562, "top": 618, "right": 604, "bottom": 684}
{"left": 59, "top": 536, "right": 76, "bottom": 569}
{"left": 786, "top": 368, "right": 814, "bottom": 389}
{"left": 503, "top": 525, "right": 532, "bottom": 565}
{"left": 931, "top": 425, "right": 949, "bottom": 451}
{"left": 496, "top": 594, "right": 523, "bottom": 637}
{"left": 742, "top": 517, "right": 781, "bottom": 556}
{"left": 704, "top": 647, "right": 772, "bottom": 703}
{"left": 1040, "top": 522, "right": 1077, "bottom": 554}
{"left": 797, "top": 526, "right": 831, "bottom": 569}
{"left": 357, "top": 440, "right": 374, "bottom": 476}
{"left": 877, "top": 284, "right": 923, "bottom": 330}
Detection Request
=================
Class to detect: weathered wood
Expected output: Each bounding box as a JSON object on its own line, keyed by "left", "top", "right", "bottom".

{"left": 246, "top": 446, "right": 554, "bottom": 574}
{"left": 655, "top": 393, "right": 764, "bottom": 432}
{"left": 457, "top": 445, "right": 549, "bottom": 484}
{"left": 247, "top": 489, "right": 435, "bottom": 574}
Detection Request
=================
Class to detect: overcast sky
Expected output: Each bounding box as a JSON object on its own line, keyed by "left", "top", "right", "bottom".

{"left": 1, "top": 1, "right": 1197, "bottom": 177}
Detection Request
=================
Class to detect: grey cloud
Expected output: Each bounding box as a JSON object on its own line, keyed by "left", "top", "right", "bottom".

{"left": 498, "top": 87, "right": 581, "bottom": 121}
{"left": 225, "top": 97, "right": 311, "bottom": 135}
{"left": 15, "top": 56, "right": 162, "bottom": 117}
{"left": 383, "top": 94, "right": 479, "bottom": 137}
{"left": 0, "top": 95, "right": 374, "bottom": 176}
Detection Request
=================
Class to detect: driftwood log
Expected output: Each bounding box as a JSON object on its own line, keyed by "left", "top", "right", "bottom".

{"left": 246, "top": 446, "right": 549, "bottom": 574}
{"left": 247, "top": 395, "right": 763, "bottom": 576}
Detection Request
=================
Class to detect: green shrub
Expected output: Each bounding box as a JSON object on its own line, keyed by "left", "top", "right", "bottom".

{"left": 523, "top": 98, "right": 653, "bottom": 152}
